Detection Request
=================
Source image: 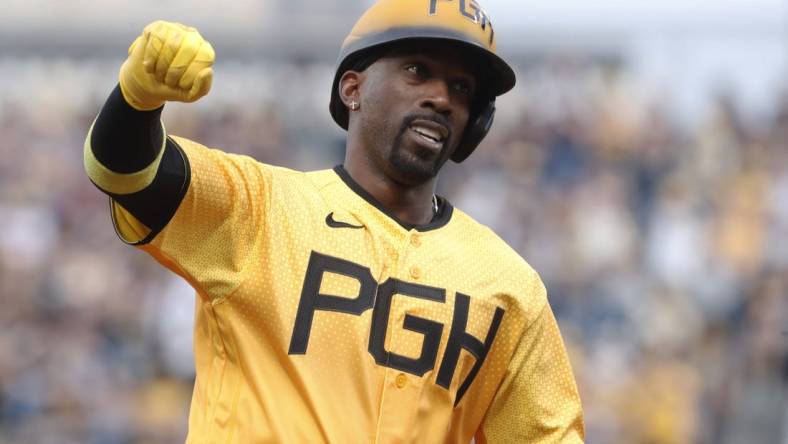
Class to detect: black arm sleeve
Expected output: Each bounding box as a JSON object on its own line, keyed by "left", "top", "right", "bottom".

{"left": 90, "top": 84, "right": 190, "bottom": 243}
{"left": 91, "top": 84, "right": 164, "bottom": 173}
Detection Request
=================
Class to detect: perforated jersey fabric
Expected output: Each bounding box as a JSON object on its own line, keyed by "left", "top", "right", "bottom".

{"left": 109, "top": 136, "right": 584, "bottom": 443}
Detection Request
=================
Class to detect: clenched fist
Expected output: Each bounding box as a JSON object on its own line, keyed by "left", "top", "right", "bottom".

{"left": 119, "top": 21, "right": 215, "bottom": 111}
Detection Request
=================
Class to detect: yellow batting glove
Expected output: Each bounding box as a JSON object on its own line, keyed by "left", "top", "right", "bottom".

{"left": 119, "top": 21, "right": 215, "bottom": 111}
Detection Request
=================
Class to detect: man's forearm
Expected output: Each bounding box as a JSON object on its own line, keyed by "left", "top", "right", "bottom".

{"left": 84, "top": 83, "right": 169, "bottom": 198}
{"left": 84, "top": 84, "right": 190, "bottom": 242}
{"left": 91, "top": 84, "right": 164, "bottom": 174}
{"left": 89, "top": 86, "right": 164, "bottom": 174}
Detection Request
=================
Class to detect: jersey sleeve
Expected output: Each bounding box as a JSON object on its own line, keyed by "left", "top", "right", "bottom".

{"left": 120, "top": 136, "right": 272, "bottom": 302}
{"left": 477, "top": 281, "right": 585, "bottom": 443}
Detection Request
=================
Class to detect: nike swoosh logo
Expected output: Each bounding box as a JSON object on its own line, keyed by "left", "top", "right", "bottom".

{"left": 325, "top": 212, "right": 364, "bottom": 229}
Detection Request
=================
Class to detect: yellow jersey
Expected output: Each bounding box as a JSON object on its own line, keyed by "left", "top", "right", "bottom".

{"left": 102, "top": 136, "right": 583, "bottom": 443}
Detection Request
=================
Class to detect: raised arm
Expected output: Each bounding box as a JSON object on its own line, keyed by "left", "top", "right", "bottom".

{"left": 84, "top": 21, "right": 214, "bottom": 242}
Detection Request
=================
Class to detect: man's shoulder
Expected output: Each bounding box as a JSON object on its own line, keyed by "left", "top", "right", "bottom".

{"left": 445, "top": 206, "right": 547, "bottom": 317}
{"left": 303, "top": 167, "right": 341, "bottom": 187}
{"left": 169, "top": 135, "right": 323, "bottom": 178}
{"left": 447, "top": 206, "right": 538, "bottom": 279}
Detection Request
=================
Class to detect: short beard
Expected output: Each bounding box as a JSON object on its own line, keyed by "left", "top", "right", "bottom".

{"left": 388, "top": 114, "right": 453, "bottom": 185}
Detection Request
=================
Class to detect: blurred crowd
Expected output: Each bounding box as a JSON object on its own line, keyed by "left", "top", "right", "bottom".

{"left": 0, "top": 56, "right": 786, "bottom": 444}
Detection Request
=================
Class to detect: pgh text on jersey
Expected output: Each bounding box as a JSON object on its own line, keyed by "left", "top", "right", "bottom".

{"left": 289, "top": 251, "right": 505, "bottom": 405}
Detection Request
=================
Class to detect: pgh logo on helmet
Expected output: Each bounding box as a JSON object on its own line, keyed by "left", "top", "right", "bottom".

{"left": 329, "top": 0, "right": 516, "bottom": 163}
{"left": 429, "top": 0, "right": 495, "bottom": 46}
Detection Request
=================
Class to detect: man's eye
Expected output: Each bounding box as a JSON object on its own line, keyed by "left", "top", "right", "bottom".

{"left": 453, "top": 81, "right": 472, "bottom": 95}
{"left": 406, "top": 64, "right": 424, "bottom": 76}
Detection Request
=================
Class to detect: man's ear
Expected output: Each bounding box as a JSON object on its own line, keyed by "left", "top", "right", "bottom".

{"left": 339, "top": 70, "right": 362, "bottom": 109}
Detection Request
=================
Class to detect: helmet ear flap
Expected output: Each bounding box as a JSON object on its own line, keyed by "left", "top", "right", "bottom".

{"left": 451, "top": 100, "right": 496, "bottom": 163}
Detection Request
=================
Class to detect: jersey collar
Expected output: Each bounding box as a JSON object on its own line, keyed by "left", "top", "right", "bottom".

{"left": 333, "top": 165, "right": 453, "bottom": 232}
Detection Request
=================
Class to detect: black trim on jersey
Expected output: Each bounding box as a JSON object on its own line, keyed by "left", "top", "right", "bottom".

{"left": 332, "top": 165, "right": 453, "bottom": 232}
{"left": 91, "top": 84, "right": 165, "bottom": 173}
{"left": 106, "top": 137, "right": 191, "bottom": 246}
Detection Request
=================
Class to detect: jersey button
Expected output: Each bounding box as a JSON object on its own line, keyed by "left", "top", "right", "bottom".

{"left": 395, "top": 373, "right": 408, "bottom": 388}
{"left": 410, "top": 235, "right": 421, "bottom": 247}
{"left": 410, "top": 266, "right": 421, "bottom": 279}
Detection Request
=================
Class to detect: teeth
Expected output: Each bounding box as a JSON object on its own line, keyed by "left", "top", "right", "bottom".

{"left": 411, "top": 125, "right": 442, "bottom": 142}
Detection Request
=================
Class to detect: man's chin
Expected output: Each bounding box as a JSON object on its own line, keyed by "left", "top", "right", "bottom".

{"left": 386, "top": 127, "right": 454, "bottom": 185}
{"left": 388, "top": 150, "right": 441, "bottom": 185}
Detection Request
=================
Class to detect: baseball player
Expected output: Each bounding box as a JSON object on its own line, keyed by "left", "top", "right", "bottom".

{"left": 83, "top": 0, "right": 584, "bottom": 442}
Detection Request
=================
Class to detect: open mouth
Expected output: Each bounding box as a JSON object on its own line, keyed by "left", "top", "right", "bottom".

{"left": 411, "top": 125, "right": 444, "bottom": 143}
{"left": 408, "top": 119, "right": 449, "bottom": 148}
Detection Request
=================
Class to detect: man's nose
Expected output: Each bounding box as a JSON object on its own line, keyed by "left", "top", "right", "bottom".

{"left": 419, "top": 78, "right": 452, "bottom": 115}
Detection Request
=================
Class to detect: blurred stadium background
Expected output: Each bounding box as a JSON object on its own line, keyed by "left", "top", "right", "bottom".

{"left": 1, "top": 0, "right": 787, "bottom": 443}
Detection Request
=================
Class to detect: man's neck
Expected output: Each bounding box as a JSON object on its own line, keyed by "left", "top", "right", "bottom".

{"left": 343, "top": 155, "right": 437, "bottom": 226}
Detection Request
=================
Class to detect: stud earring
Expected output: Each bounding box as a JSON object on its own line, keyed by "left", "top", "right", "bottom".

{"left": 350, "top": 100, "right": 359, "bottom": 110}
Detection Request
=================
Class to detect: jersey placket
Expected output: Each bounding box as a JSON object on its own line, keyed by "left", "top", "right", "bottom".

{"left": 374, "top": 230, "right": 428, "bottom": 443}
